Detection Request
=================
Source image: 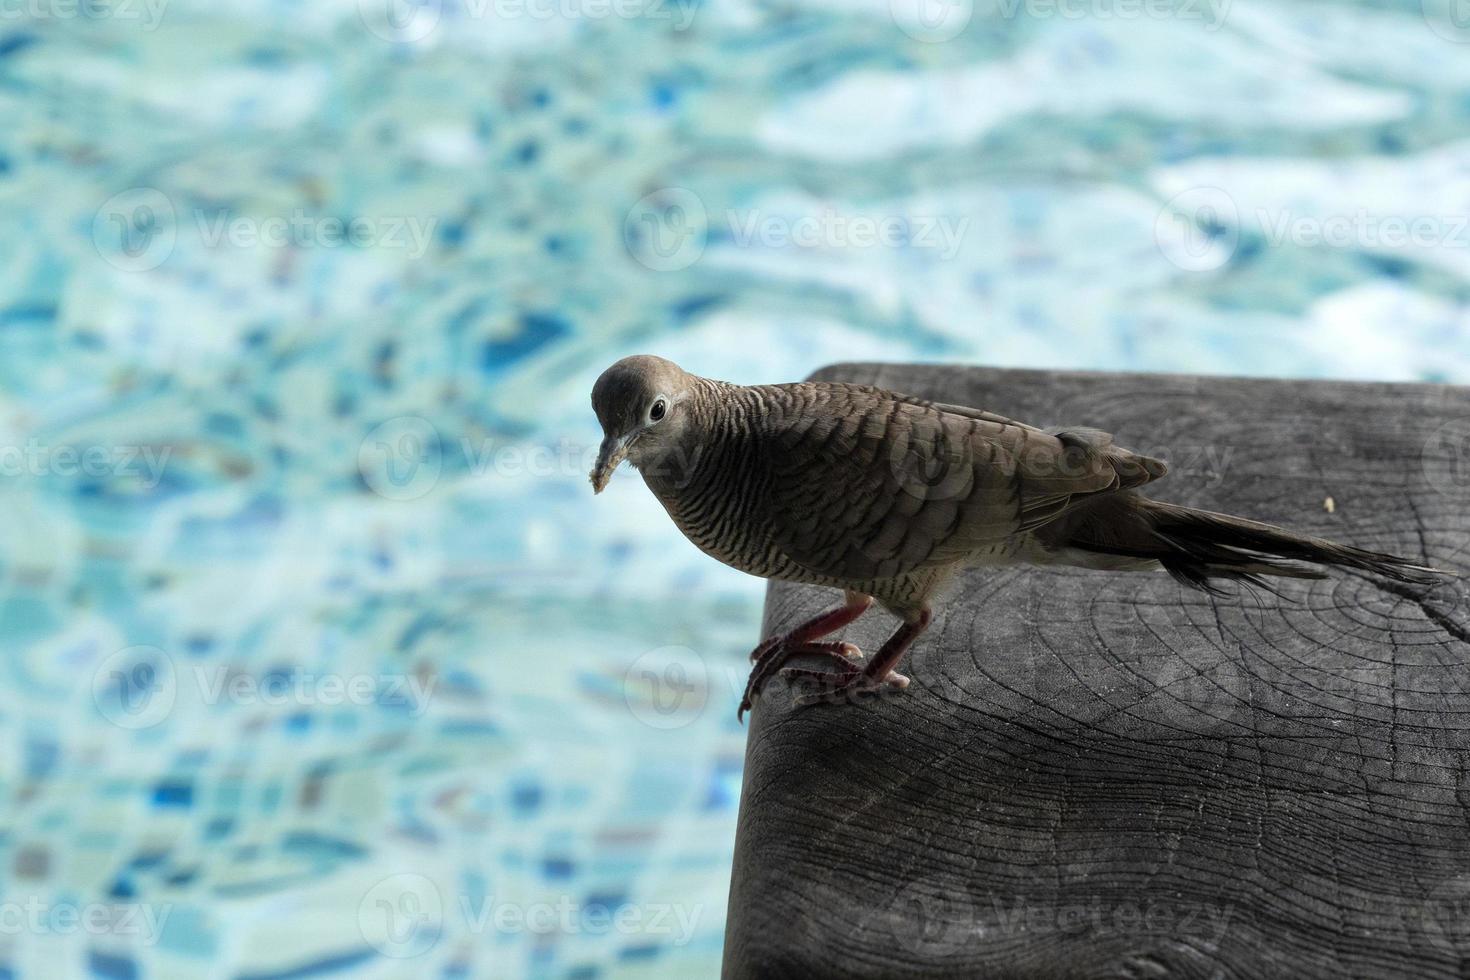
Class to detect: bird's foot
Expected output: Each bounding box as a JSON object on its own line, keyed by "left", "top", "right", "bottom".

{"left": 786, "top": 667, "right": 910, "bottom": 708}
{"left": 737, "top": 641, "right": 863, "bottom": 722}
{"left": 748, "top": 634, "right": 781, "bottom": 664}
{"left": 746, "top": 637, "right": 782, "bottom": 667}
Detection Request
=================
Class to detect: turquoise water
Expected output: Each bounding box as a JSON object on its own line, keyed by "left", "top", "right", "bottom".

{"left": 2, "top": 0, "right": 1469, "bottom": 976}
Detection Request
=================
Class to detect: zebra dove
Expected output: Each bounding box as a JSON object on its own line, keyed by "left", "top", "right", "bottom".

{"left": 589, "top": 355, "right": 1443, "bottom": 721}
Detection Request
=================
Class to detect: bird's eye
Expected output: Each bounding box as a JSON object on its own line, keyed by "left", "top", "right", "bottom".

{"left": 649, "top": 399, "right": 667, "bottom": 422}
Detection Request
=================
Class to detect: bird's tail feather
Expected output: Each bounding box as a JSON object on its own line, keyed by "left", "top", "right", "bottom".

{"left": 1066, "top": 497, "right": 1449, "bottom": 596}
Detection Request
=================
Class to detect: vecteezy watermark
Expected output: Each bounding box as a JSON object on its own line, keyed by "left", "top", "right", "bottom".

{"left": 458, "top": 895, "right": 702, "bottom": 943}
{"left": 863, "top": 882, "right": 1234, "bottom": 956}
{"left": 623, "top": 189, "right": 971, "bottom": 272}
{"left": 889, "top": 0, "right": 1228, "bottom": 42}
{"left": 190, "top": 666, "right": 435, "bottom": 717}
{"left": 725, "top": 209, "right": 969, "bottom": 259}
{"left": 357, "top": 874, "right": 703, "bottom": 958}
{"left": 1156, "top": 186, "right": 1470, "bottom": 272}
{"left": 1256, "top": 210, "right": 1470, "bottom": 252}
{"left": 355, "top": 0, "right": 696, "bottom": 43}
{"left": 356, "top": 418, "right": 705, "bottom": 501}
{"left": 623, "top": 188, "right": 707, "bottom": 273}
{"left": 358, "top": 417, "right": 443, "bottom": 502}
{"left": 1418, "top": 874, "right": 1470, "bottom": 955}
{"left": 882, "top": 432, "right": 1233, "bottom": 508}
{"left": 92, "top": 646, "right": 436, "bottom": 729}
{"left": 0, "top": 0, "right": 168, "bottom": 27}
{"left": 92, "top": 188, "right": 175, "bottom": 273}
{"left": 91, "top": 188, "right": 437, "bottom": 272}
{"left": 982, "top": 894, "right": 1235, "bottom": 945}
{"left": 0, "top": 899, "right": 172, "bottom": 942}
{"left": 983, "top": 0, "right": 1228, "bottom": 27}
{"left": 624, "top": 646, "right": 710, "bottom": 730}
{"left": 1422, "top": 0, "right": 1470, "bottom": 43}
{"left": 0, "top": 441, "right": 172, "bottom": 487}
{"left": 359, "top": 874, "right": 444, "bottom": 959}
{"left": 194, "top": 210, "right": 436, "bottom": 256}
{"left": 1154, "top": 186, "right": 1240, "bottom": 273}
{"left": 1123, "top": 602, "right": 1254, "bottom": 731}
{"left": 875, "top": 876, "right": 979, "bottom": 957}
{"left": 890, "top": 0, "right": 973, "bottom": 42}
{"left": 92, "top": 645, "right": 177, "bottom": 730}
{"left": 1421, "top": 418, "right": 1470, "bottom": 498}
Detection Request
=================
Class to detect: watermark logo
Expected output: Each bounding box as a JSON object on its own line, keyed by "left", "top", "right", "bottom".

{"left": 1423, "top": 0, "right": 1470, "bottom": 43}
{"left": 878, "top": 877, "right": 977, "bottom": 956}
{"left": 0, "top": 0, "right": 169, "bottom": 27}
{"left": 1154, "top": 186, "right": 1239, "bottom": 273}
{"left": 0, "top": 441, "right": 172, "bottom": 487}
{"left": 359, "top": 417, "right": 443, "bottom": 502}
{"left": 0, "top": 899, "right": 172, "bottom": 941}
{"left": 359, "top": 874, "right": 444, "bottom": 958}
{"left": 194, "top": 209, "right": 436, "bottom": 257}
{"left": 624, "top": 187, "right": 708, "bottom": 272}
{"left": 460, "top": 896, "right": 702, "bottom": 941}
{"left": 93, "top": 188, "right": 177, "bottom": 273}
{"left": 982, "top": 893, "right": 1234, "bottom": 945}
{"left": 890, "top": 0, "right": 973, "bottom": 43}
{"left": 354, "top": 421, "right": 710, "bottom": 501}
{"left": 1136, "top": 442, "right": 1232, "bottom": 487}
{"left": 191, "top": 666, "right": 435, "bottom": 717}
{"left": 725, "top": 208, "right": 969, "bottom": 259}
{"left": 91, "top": 649, "right": 436, "bottom": 729}
{"left": 1156, "top": 186, "right": 1470, "bottom": 272}
{"left": 357, "top": 0, "right": 441, "bottom": 41}
{"left": 982, "top": 0, "right": 1229, "bottom": 28}
{"left": 357, "top": 0, "right": 696, "bottom": 43}
{"left": 1257, "top": 210, "right": 1470, "bottom": 251}
{"left": 891, "top": 0, "right": 1229, "bottom": 39}
{"left": 1127, "top": 603, "right": 1253, "bottom": 731}
{"left": 357, "top": 877, "right": 702, "bottom": 956}
{"left": 919, "top": 663, "right": 973, "bottom": 722}
{"left": 886, "top": 428, "right": 978, "bottom": 506}
{"left": 92, "top": 645, "right": 177, "bottom": 730}
{"left": 1419, "top": 874, "right": 1470, "bottom": 955}
{"left": 92, "top": 190, "right": 437, "bottom": 272}
{"left": 624, "top": 645, "right": 709, "bottom": 729}
{"left": 624, "top": 188, "right": 971, "bottom": 272}
{"left": 1422, "top": 418, "right": 1470, "bottom": 498}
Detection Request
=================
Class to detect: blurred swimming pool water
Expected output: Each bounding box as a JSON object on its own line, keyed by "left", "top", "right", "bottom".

{"left": 2, "top": 0, "right": 1469, "bottom": 976}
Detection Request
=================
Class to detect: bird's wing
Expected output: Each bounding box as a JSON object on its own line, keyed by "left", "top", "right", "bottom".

{"left": 759, "top": 384, "right": 1167, "bottom": 582}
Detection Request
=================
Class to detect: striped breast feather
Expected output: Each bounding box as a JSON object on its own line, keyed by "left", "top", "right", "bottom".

{"left": 757, "top": 386, "right": 1166, "bottom": 581}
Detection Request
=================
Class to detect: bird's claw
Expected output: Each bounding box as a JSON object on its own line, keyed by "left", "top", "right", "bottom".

{"left": 748, "top": 635, "right": 781, "bottom": 664}
{"left": 786, "top": 667, "right": 909, "bottom": 708}
{"left": 737, "top": 640, "right": 865, "bottom": 723}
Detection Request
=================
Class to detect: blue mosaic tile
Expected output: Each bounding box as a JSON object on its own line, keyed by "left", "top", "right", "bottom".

{"left": 1, "top": 1, "right": 1465, "bottom": 977}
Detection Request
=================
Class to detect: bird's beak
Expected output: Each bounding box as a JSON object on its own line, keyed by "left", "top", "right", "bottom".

{"left": 590, "top": 433, "right": 631, "bottom": 494}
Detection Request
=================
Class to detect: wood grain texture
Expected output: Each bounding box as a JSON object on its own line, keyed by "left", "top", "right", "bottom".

{"left": 723, "top": 364, "right": 1470, "bottom": 980}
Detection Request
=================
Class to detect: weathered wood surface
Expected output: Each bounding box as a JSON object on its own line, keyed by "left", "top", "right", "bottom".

{"left": 723, "top": 364, "right": 1470, "bottom": 980}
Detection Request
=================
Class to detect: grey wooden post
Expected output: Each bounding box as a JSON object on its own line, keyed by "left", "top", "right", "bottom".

{"left": 724, "top": 364, "right": 1470, "bottom": 979}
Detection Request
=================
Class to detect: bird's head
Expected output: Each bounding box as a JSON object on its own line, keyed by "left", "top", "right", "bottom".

{"left": 589, "top": 354, "right": 699, "bottom": 493}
